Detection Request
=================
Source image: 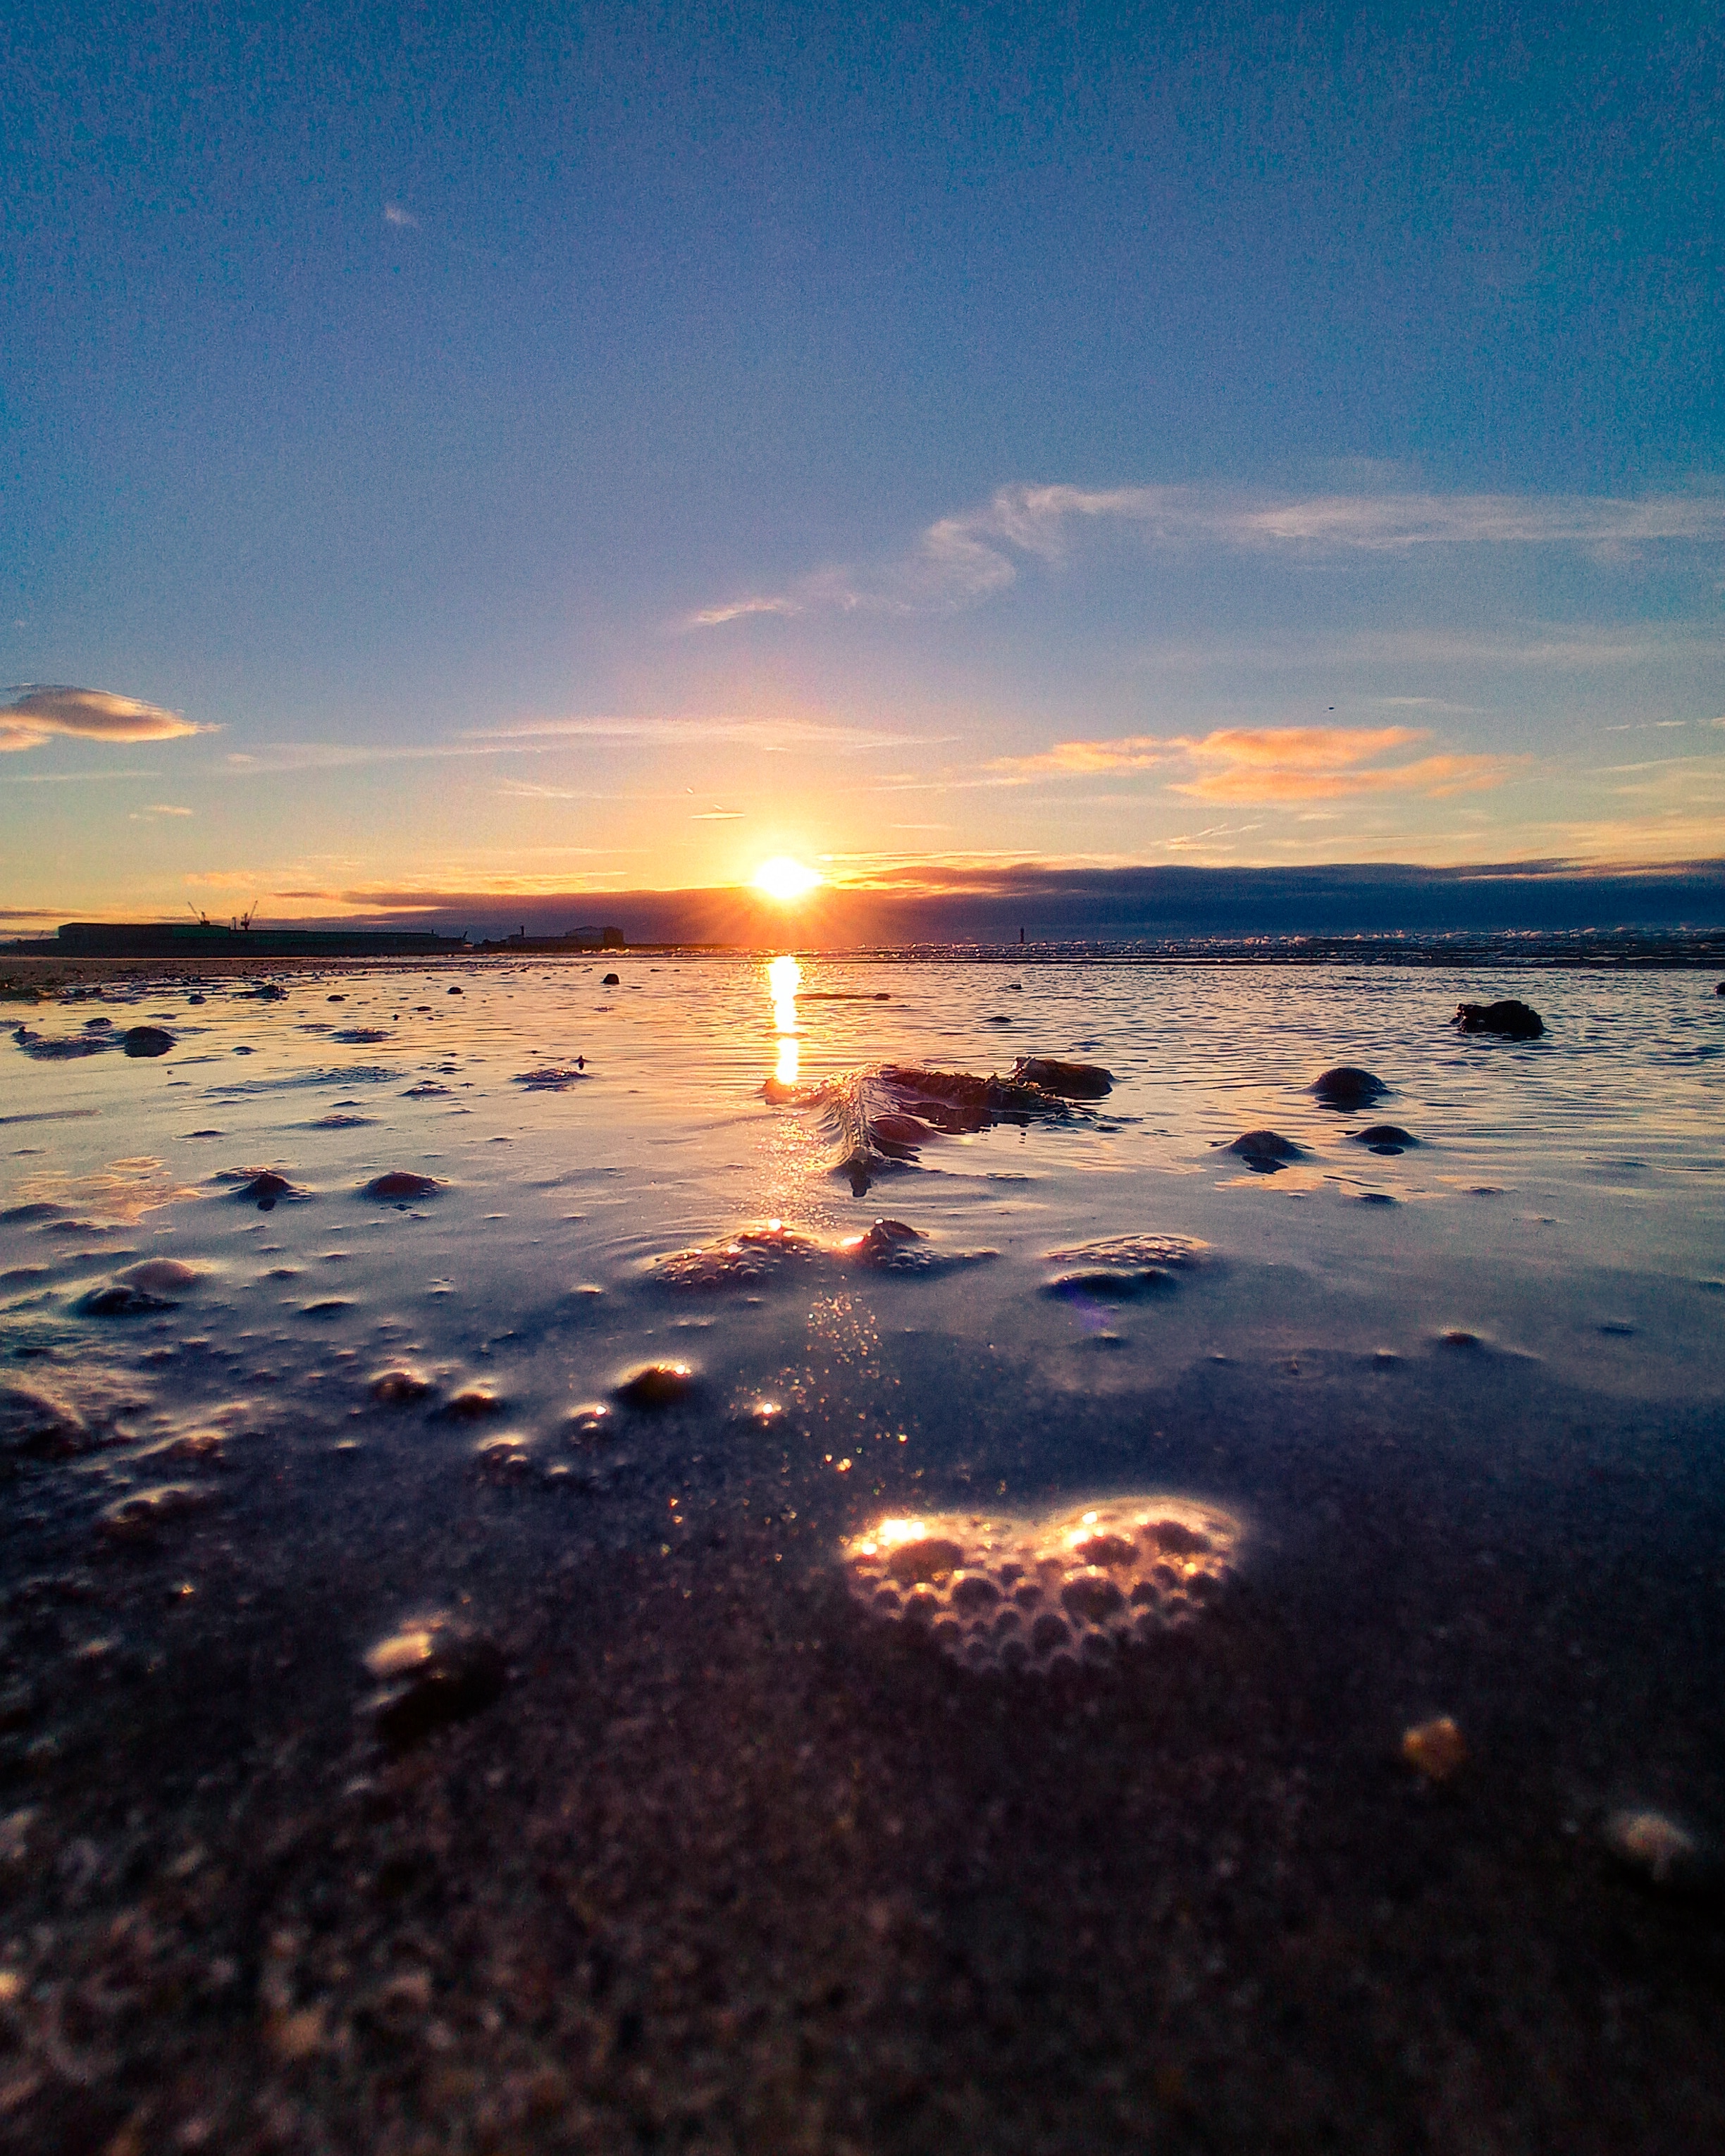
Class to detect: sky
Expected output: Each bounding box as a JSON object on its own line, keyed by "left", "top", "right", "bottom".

{"left": 2, "top": 0, "right": 1722, "bottom": 935}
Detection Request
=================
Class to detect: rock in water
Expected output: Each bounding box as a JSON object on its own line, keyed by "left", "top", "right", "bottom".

{"left": 99, "top": 1484, "right": 209, "bottom": 1540}
{"left": 370, "top": 1368, "right": 433, "bottom": 1404}
{"left": 841, "top": 1499, "right": 1242, "bottom": 1673}
{"left": 1311, "top": 1065, "right": 1385, "bottom": 1109}
{"left": 121, "top": 1025, "right": 175, "bottom": 1058}
{"left": 1011, "top": 1055, "right": 1114, "bottom": 1098}
{"left": 365, "top": 1618, "right": 506, "bottom": 1747}
{"left": 1349, "top": 1125, "right": 1417, "bottom": 1155}
{"left": 79, "top": 1283, "right": 178, "bottom": 1316}
{"left": 11, "top": 1026, "right": 109, "bottom": 1060}
{"left": 614, "top": 1363, "right": 698, "bottom": 1410}
{"left": 0, "top": 1383, "right": 92, "bottom": 1460}
{"left": 1218, "top": 1129, "right": 1304, "bottom": 1172}
{"left": 602, "top": 972, "right": 621, "bottom": 986}
{"left": 231, "top": 1170, "right": 300, "bottom": 1210}
{"left": 1452, "top": 998, "right": 1545, "bottom": 1039}
{"left": 362, "top": 1170, "right": 442, "bottom": 1201}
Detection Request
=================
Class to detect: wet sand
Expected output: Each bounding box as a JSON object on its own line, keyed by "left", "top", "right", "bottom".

{"left": 1, "top": 1351, "right": 1723, "bottom": 2155}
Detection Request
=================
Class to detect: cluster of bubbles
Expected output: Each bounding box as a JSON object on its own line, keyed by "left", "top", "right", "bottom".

{"left": 841, "top": 1497, "right": 1242, "bottom": 1673}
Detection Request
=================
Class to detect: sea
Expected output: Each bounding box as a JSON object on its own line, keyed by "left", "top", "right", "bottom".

{"left": 1, "top": 943, "right": 1724, "bottom": 2150}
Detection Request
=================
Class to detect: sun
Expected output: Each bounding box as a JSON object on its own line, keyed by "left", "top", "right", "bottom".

{"left": 752, "top": 856, "right": 823, "bottom": 903}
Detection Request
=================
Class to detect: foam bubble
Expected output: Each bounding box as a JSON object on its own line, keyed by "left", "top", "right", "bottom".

{"left": 841, "top": 1497, "right": 1242, "bottom": 1673}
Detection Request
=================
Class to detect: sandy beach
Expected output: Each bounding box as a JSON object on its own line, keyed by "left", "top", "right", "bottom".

{"left": 1, "top": 950, "right": 1723, "bottom": 2151}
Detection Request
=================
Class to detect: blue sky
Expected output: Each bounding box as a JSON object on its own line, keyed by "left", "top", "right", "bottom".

{"left": 2, "top": 0, "right": 1721, "bottom": 925}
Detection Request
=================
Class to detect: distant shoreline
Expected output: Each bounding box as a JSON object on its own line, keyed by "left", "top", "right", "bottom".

{"left": 3, "top": 924, "right": 1724, "bottom": 992}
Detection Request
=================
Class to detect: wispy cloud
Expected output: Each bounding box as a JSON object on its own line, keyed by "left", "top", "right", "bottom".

{"left": 470, "top": 714, "right": 927, "bottom": 754}
{"left": 688, "top": 483, "right": 1725, "bottom": 627}
{"left": 495, "top": 781, "right": 604, "bottom": 800}
{"left": 1172, "top": 729, "right": 1522, "bottom": 802}
{"left": 128, "top": 803, "right": 193, "bottom": 819}
{"left": 383, "top": 203, "right": 418, "bottom": 228}
{"left": 988, "top": 724, "right": 1523, "bottom": 802}
{"left": 1, "top": 686, "right": 212, "bottom": 751}
{"left": 0, "top": 767, "right": 159, "bottom": 784}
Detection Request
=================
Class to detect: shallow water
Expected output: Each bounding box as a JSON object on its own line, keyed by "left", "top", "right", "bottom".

{"left": 5, "top": 955, "right": 1724, "bottom": 1565}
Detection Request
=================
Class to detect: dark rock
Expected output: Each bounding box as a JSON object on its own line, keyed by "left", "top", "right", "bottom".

{"left": 233, "top": 1171, "right": 300, "bottom": 1210}
{"left": 847, "top": 1218, "right": 922, "bottom": 1266}
{"left": 11, "top": 1027, "right": 109, "bottom": 1060}
{"left": 120, "top": 1025, "right": 175, "bottom": 1058}
{"left": 366, "top": 1619, "right": 506, "bottom": 1749}
{"left": 1218, "top": 1129, "right": 1304, "bottom": 1172}
{"left": 242, "top": 984, "right": 288, "bottom": 1000}
{"left": 1452, "top": 998, "right": 1544, "bottom": 1039}
{"left": 0, "top": 1383, "right": 92, "bottom": 1459}
{"left": 602, "top": 972, "right": 621, "bottom": 986}
{"left": 98, "top": 1484, "right": 209, "bottom": 1540}
{"left": 614, "top": 1362, "right": 698, "bottom": 1410}
{"left": 79, "top": 1283, "right": 178, "bottom": 1316}
{"left": 1045, "top": 1268, "right": 1172, "bottom": 1301}
{"left": 1011, "top": 1055, "right": 1114, "bottom": 1098}
{"left": 448, "top": 986, "right": 463, "bottom": 994}
{"left": 1349, "top": 1124, "right": 1417, "bottom": 1155}
{"left": 1715, "top": 981, "right": 1724, "bottom": 996}
{"left": 370, "top": 1368, "right": 432, "bottom": 1404}
{"left": 1311, "top": 1065, "right": 1385, "bottom": 1109}
{"left": 440, "top": 1387, "right": 504, "bottom": 1420}
{"left": 362, "top": 1170, "right": 442, "bottom": 1201}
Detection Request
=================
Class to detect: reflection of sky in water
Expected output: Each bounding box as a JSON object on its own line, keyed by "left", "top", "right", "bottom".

{"left": 1, "top": 955, "right": 1723, "bottom": 1573}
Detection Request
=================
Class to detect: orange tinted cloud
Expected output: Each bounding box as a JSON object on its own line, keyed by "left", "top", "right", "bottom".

{"left": 989, "top": 735, "right": 1169, "bottom": 780}
{"left": 1168, "top": 726, "right": 1521, "bottom": 801}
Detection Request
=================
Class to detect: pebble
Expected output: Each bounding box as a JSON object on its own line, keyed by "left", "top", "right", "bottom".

{"left": 79, "top": 1282, "right": 178, "bottom": 1316}
{"left": 120, "top": 1026, "right": 175, "bottom": 1058}
{"left": 441, "top": 1387, "right": 503, "bottom": 1420}
{"left": 1311, "top": 1066, "right": 1385, "bottom": 1110}
{"left": 1604, "top": 1807, "right": 1709, "bottom": 1888}
{"left": 362, "top": 1171, "right": 442, "bottom": 1201}
{"left": 1452, "top": 998, "right": 1545, "bottom": 1039}
{"left": 472, "top": 1433, "right": 536, "bottom": 1481}
{"left": 98, "top": 1484, "right": 210, "bottom": 1541}
{"left": 1045, "top": 1267, "right": 1173, "bottom": 1301}
{"left": 364, "top": 1618, "right": 506, "bottom": 1748}
{"left": 1349, "top": 1124, "right": 1416, "bottom": 1154}
{"left": 232, "top": 1171, "right": 300, "bottom": 1210}
{"left": 1401, "top": 1716, "right": 1467, "bottom": 1781}
{"left": 563, "top": 1403, "right": 614, "bottom": 1445}
{"left": 614, "top": 1363, "right": 698, "bottom": 1410}
{"left": 1218, "top": 1129, "right": 1304, "bottom": 1172}
{"left": 0, "top": 1382, "right": 92, "bottom": 1459}
{"left": 370, "top": 1368, "right": 432, "bottom": 1404}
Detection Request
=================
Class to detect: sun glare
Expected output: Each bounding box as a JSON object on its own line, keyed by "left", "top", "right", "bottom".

{"left": 753, "top": 856, "right": 822, "bottom": 903}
